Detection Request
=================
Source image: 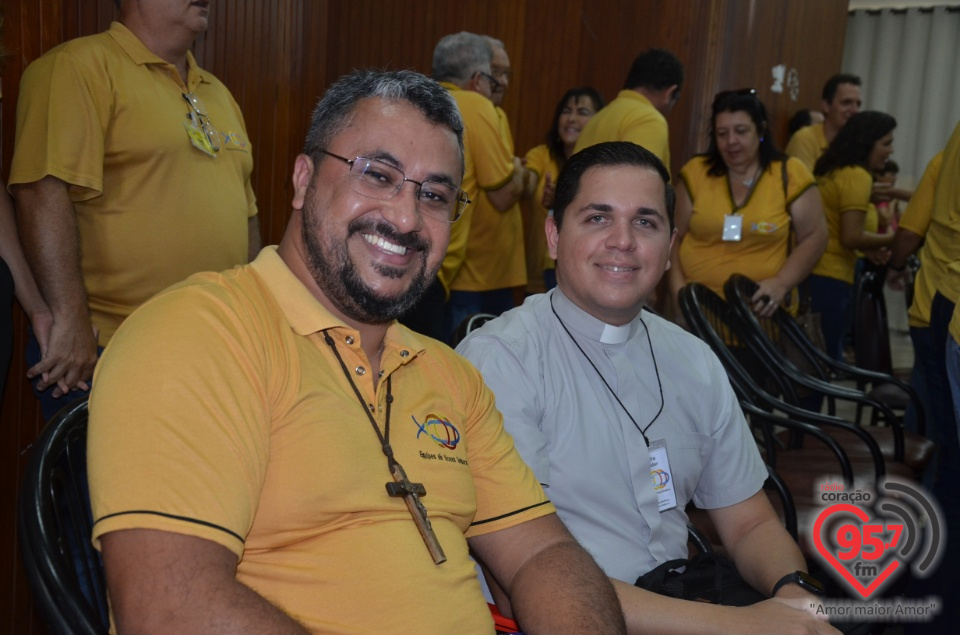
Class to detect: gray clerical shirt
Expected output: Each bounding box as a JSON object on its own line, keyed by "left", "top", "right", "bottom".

{"left": 457, "top": 288, "right": 766, "bottom": 583}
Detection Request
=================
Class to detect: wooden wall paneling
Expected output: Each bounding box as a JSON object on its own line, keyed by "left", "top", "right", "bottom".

{"left": 708, "top": 0, "right": 848, "bottom": 150}
{"left": 512, "top": 0, "right": 588, "bottom": 158}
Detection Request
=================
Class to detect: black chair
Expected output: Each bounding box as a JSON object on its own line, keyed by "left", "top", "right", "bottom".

{"left": 730, "top": 273, "right": 919, "bottom": 421}
{"left": 679, "top": 281, "right": 891, "bottom": 486}
{"left": 451, "top": 312, "right": 498, "bottom": 347}
{"left": 18, "top": 398, "right": 110, "bottom": 635}
{"left": 724, "top": 274, "right": 933, "bottom": 476}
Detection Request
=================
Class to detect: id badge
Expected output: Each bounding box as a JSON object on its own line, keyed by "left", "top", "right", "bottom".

{"left": 722, "top": 214, "right": 743, "bottom": 241}
{"left": 184, "top": 119, "right": 217, "bottom": 157}
{"left": 648, "top": 439, "right": 678, "bottom": 512}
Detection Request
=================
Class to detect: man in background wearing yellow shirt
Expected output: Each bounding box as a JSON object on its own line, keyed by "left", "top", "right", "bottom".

{"left": 574, "top": 48, "right": 684, "bottom": 175}
{"left": 9, "top": 0, "right": 259, "bottom": 420}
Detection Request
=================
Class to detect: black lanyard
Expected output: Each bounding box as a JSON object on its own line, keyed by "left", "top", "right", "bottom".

{"left": 550, "top": 294, "right": 664, "bottom": 446}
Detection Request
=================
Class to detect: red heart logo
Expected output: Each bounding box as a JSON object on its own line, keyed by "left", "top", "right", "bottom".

{"left": 813, "top": 503, "right": 903, "bottom": 599}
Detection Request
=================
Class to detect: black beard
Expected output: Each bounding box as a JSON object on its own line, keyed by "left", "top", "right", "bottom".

{"left": 302, "top": 208, "right": 437, "bottom": 325}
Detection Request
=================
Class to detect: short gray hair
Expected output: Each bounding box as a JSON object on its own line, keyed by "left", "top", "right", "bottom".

{"left": 303, "top": 69, "right": 464, "bottom": 177}
{"left": 432, "top": 32, "right": 492, "bottom": 86}
{"left": 483, "top": 35, "right": 505, "bottom": 52}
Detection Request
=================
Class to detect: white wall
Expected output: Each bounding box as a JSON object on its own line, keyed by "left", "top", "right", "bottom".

{"left": 849, "top": 0, "right": 959, "bottom": 9}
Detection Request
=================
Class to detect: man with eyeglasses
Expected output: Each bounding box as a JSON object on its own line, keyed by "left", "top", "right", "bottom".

{"left": 427, "top": 32, "right": 529, "bottom": 342}
{"left": 459, "top": 142, "right": 838, "bottom": 635}
{"left": 9, "top": 0, "right": 258, "bottom": 421}
{"left": 574, "top": 49, "right": 684, "bottom": 176}
{"left": 87, "top": 69, "right": 626, "bottom": 634}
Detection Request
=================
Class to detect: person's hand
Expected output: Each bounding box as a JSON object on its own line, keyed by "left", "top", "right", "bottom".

{"left": 541, "top": 173, "right": 556, "bottom": 210}
{"left": 731, "top": 597, "right": 839, "bottom": 634}
{"left": 28, "top": 313, "right": 98, "bottom": 397}
{"left": 864, "top": 247, "right": 891, "bottom": 266}
{"left": 870, "top": 182, "right": 892, "bottom": 205}
{"left": 886, "top": 267, "right": 910, "bottom": 291}
{"left": 751, "top": 278, "right": 790, "bottom": 318}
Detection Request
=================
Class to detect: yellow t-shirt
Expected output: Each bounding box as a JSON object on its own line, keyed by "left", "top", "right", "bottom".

{"left": 9, "top": 22, "right": 257, "bottom": 345}
{"left": 448, "top": 106, "right": 527, "bottom": 292}
{"left": 914, "top": 120, "right": 960, "bottom": 323}
{"left": 438, "top": 84, "right": 517, "bottom": 293}
{"left": 813, "top": 165, "right": 872, "bottom": 284}
{"left": 784, "top": 123, "right": 828, "bottom": 173}
{"left": 89, "top": 247, "right": 554, "bottom": 634}
{"left": 678, "top": 156, "right": 815, "bottom": 296}
{"left": 574, "top": 90, "right": 670, "bottom": 174}
{"left": 902, "top": 151, "right": 946, "bottom": 327}
{"left": 522, "top": 144, "right": 560, "bottom": 292}
{"left": 899, "top": 151, "right": 943, "bottom": 237}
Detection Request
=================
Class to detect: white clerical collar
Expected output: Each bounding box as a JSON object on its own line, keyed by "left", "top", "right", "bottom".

{"left": 549, "top": 288, "right": 643, "bottom": 343}
{"left": 599, "top": 322, "right": 632, "bottom": 344}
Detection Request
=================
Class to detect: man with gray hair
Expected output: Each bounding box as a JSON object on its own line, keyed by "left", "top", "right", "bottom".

{"left": 430, "top": 32, "right": 528, "bottom": 341}
{"left": 88, "top": 68, "right": 626, "bottom": 634}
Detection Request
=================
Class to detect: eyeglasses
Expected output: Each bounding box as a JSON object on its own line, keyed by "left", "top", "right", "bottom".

{"left": 320, "top": 151, "right": 471, "bottom": 223}
{"left": 477, "top": 71, "right": 501, "bottom": 93}
{"left": 712, "top": 88, "right": 759, "bottom": 111}
{"left": 490, "top": 65, "right": 513, "bottom": 82}
{"left": 183, "top": 92, "right": 221, "bottom": 153}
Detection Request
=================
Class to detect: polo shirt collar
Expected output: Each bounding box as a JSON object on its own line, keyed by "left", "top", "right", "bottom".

{"left": 617, "top": 89, "right": 654, "bottom": 108}
{"left": 250, "top": 247, "right": 427, "bottom": 361}
{"left": 549, "top": 287, "right": 642, "bottom": 344}
{"left": 107, "top": 21, "right": 208, "bottom": 88}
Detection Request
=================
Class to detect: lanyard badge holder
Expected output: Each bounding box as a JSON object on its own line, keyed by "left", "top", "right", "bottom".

{"left": 648, "top": 438, "right": 678, "bottom": 511}
{"left": 722, "top": 214, "right": 743, "bottom": 241}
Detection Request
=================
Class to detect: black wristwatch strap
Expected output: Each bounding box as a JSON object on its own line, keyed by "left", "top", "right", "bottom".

{"left": 771, "top": 571, "right": 825, "bottom": 597}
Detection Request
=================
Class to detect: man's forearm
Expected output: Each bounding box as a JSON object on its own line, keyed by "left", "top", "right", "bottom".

{"left": 113, "top": 576, "right": 310, "bottom": 635}
{"left": 510, "top": 539, "right": 626, "bottom": 634}
{"left": 889, "top": 228, "right": 924, "bottom": 269}
{"left": 13, "top": 176, "right": 90, "bottom": 321}
{"left": 726, "top": 518, "right": 807, "bottom": 598}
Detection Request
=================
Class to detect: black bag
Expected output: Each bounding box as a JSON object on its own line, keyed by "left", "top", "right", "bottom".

{"left": 635, "top": 553, "right": 767, "bottom": 606}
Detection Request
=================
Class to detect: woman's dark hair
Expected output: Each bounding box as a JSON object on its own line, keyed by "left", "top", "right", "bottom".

{"left": 545, "top": 87, "right": 605, "bottom": 167}
{"left": 704, "top": 89, "right": 784, "bottom": 177}
{"left": 814, "top": 111, "right": 896, "bottom": 177}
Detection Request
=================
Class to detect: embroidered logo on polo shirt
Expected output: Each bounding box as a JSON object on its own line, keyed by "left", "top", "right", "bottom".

{"left": 222, "top": 130, "right": 250, "bottom": 152}
{"left": 412, "top": 413, "right": 461, "bottom": 450}
{"left": 751, "top": 221, "right": 779, "bottom": 235}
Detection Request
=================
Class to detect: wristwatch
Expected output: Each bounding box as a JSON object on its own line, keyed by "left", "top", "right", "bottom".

{"left": 771, "top": 571, "right": 825, "bottom": 597}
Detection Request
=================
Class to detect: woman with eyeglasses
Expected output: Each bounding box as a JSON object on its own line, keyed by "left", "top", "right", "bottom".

{"left": 521, "top": 87, "right": 605, "bottom": 293}
{"left": 668, "top": 89, "right": 827, "bottom": 321}
{"left": 807, "top": 110, "right": 897, "bottom": 360}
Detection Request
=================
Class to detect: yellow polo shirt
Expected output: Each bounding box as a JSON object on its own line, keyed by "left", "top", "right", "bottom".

{"left": 9, "top": 22, "right": 257, "bottom": 345}
{"left": 574, "top": 90, "right": 671, "bottom": 174}
{"left": 813, "top": 166, "right": 872, "bottom": 284}
{"left": 901, "top": 152, "right": 945, "bottom": 327}
{"left": 785, "top": 123, "right": 828, "bottom": 173}
{"left": 89, "top": 247, "right": 554, "bottom": 634}
{"left": 438, "top": 84, "right": 517, "bottom": 293}
{"left": 679, "top": 156, "right": 815, "bottom": 296}
{"left": 523, "top": 144, "right": 560, "bottom": 292}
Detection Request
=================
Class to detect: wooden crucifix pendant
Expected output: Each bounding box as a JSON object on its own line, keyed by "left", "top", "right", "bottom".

{"left": 385, "top": 460, "right": 447, "bottom": 564}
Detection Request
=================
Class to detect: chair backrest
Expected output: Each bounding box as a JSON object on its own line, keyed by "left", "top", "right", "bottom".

{"left": 853, "top": 269, "right": 893, "bottom": 374}
{"left": 678, "top": 282, "right": 799, "bottom": 403}
{"left": 452, "top": 312, "right": 498, "bottom": 347}
{"left": 18, "top": 398, "right": 110, "bottom": 635}
{"left": 724, "top": 274, "right": 831, "bottom": 382}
